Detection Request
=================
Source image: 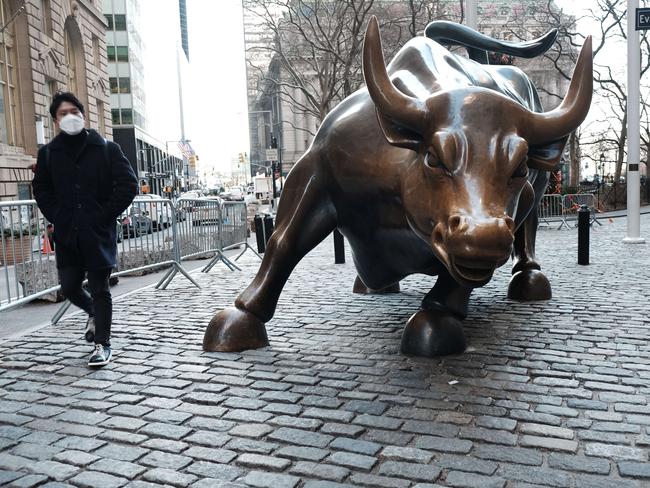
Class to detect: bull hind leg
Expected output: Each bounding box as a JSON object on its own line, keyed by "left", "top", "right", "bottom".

{"left": 352, "top": 275, "right": 400, "bottom": 294}
{"left": 508, "top": 190, "right": 552, "bottom": 301}
{"left": 401, "top": 271, "right": 471, "bottom": 357}
{"left": 203, "top": 158, "right": 337, "bottom": 352}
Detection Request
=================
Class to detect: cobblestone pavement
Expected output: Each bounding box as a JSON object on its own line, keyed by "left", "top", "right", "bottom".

{"left": 0, "top": 215, "right": 649, "bottom": 488}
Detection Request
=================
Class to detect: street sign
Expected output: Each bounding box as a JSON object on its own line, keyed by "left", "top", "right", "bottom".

{"left": 636, "top": 8, "right": 650, "bottom": 30}
{"left": 265, "top": 148, "right": 278, "bottom": 161}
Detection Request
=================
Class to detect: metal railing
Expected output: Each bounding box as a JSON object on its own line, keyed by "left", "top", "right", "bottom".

{"left": 0, "top": 198, "right": 254, "bottom": 319}
{"left": 537, "top": 193, "right": 600, "bottom": 230}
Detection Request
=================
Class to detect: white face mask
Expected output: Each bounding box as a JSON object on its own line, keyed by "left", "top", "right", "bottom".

{"left": 59, "top": 113, "right": 85, "bottom": 135}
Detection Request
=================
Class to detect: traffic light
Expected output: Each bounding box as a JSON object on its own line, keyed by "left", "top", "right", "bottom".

{"left": 188, "top": 155, "right": 197, "bottom": 169}
{"left": 238, "top": 152, "right": 244, "bottom": 163}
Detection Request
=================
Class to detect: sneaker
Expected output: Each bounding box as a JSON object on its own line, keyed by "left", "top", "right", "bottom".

{"left": 84, "top": 316, "right": 95, "bottom": 343}
{"left": 88, "top": 344, "right": 111, "bottom": 367}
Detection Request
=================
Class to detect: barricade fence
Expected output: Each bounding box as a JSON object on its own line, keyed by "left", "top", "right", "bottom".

{"left": 0, "top": 198, "right": 255, "bottom": 316}
{"left": 537, "top": 193, "right": 600, "bottom": 229}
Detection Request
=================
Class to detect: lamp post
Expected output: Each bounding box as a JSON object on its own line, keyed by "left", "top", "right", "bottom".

{"left": 598, "top": 153, "right": 605, "bottom": 210}
{"left": 166, "top": 139, "right": 190, "bottom": 193}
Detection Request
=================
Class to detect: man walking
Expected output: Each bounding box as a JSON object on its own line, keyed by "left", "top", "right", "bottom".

{"left": 33, "top": 92, "right": 137, "bottom": 367}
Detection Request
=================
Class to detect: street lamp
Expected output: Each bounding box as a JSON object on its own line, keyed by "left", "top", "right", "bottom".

{"left": 598, "top": 153, "right": 605, "bottom": 209}
{"left": 166, "top": 139, "right": 190, "bottom": 193}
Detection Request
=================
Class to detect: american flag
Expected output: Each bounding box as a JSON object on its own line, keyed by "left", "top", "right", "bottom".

{"left": 177, "top": 139, "right": 195, "bottom": 159}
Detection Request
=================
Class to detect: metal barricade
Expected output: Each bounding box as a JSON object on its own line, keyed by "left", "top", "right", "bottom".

{"left": 1, "top": 200, "right": 59, "bottom": 312}
{"left": 51, "top": 198, "right": 200, "bottom": 323}
{"left": 563, "top": 193, "right": 601, "bottom": 227}
{"left": 199, "top": 199, "right": 261, "bottom": 274}
{"left": 537, "top": 194, "right": 566, "bottom": 229}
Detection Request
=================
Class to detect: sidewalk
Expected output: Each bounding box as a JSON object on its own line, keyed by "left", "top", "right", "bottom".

{"left": 0, "top": 215, "right": 649, "bottom": 487}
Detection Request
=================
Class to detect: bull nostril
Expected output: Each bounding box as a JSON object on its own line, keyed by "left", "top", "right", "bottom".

{"left": 448, "top": 215, "right": 462, "bottom": 233}
{"left": 433, "top": 229, "right": 444, "bottom": 244}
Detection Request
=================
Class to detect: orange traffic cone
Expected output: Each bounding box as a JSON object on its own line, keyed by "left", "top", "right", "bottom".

{"left": 42, "top": 235, "right": 54, "bottom": 254}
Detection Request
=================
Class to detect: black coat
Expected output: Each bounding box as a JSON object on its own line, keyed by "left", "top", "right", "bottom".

{"left": 32, "top": 129, "right": 138, "bottom": 270}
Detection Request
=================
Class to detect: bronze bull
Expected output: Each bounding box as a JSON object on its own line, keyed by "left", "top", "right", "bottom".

{"left": 204, "top": 17, "right": 592, "bottom": 357}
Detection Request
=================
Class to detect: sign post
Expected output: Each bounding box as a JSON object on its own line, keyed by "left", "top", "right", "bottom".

{"left": 624, "top": 1, "right": 645, "bottom": 243}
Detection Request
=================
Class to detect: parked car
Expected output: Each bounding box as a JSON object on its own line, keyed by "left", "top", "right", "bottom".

{"left": 120, "top": 205, "right": 152, "bottom": 237}
{"left": 221, "top": 186, "right": 245, "bottom": 201}
{"left": 133, "top": 195, "right": 173, "bottom": 229}
{"left": 191, "top": 197, "right": 222, "bottom": 226}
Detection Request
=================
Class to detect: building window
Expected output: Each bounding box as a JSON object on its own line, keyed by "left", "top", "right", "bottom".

{"left": 111, "top": 108, "right": 120, "bottom": 125}
{"left": 109, "top": 77, "right": 118, "bottom": 93}
{"left": 42, "top": 0, "right": 52, "bottom": 36}
{"left": 105, "top": 14, "right": 113, "bottom": 30}
{"left": 97, "top": 100, "right": 105, "bottom": 135}
{"left": 63, "top": 25, "right": 77, "bottom": 94}
{"left": 120, "top": 109, "right": 132, "bottom": 124}
{"left": 43, "top": 79, "right": 57, "bottom": 141}
{"left": 92, "top": 35, "right": 101, "bottom": 67}
{"left": 116, "top": 46, "right": 128, "bottom": 62}
{"left": 114, "top": 14, "right": 126, "bottom": 31}
{"left": 119, "top": 77, "right": 130, "bottom": 93}
{"left": 0, "top": 0, "right": 23, "bottom": 147}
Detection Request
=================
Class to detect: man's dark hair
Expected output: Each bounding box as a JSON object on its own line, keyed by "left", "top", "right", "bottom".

{"left": 49, "top": 92, "right": 84, "bottom": 119}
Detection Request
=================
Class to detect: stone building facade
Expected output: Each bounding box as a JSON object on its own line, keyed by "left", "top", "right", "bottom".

{"left": 0, "top": 0, "right": 109, "bottom": 200}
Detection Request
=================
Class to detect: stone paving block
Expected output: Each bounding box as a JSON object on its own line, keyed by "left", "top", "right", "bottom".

{"left": 186, "top": 461, "right": 242, "bottom": 481}
{"left": 236, "top": 453, "right": 291, "bottom": 471}
{"left": 327, "top": 451, "right": 377, "bottom": 471}
{"left": 474, "top": 445, "right": 543, "bottom": 466}
{"left": 93, "top": 445, "right": 148, "bottom": 462}
{"left": 275, "top": 446, "right": 329, "bottom": 462}
{"left": 584, "top": 443, "right": 647, "bottom": 461}
{"left": 0, "top": 471, "right": 23, "bottom": 485}
{"left": 459, "top": 426, "right": 517, "bottom": 445}
{"left": 548, "top": 453, "right": 610, "bottom": 474}
{"left": 349, "top": 473, "right": 411, "bottom": 488}
{"left": 379, "top": 446, "right": 433, "bottom": 463}
{"left": 240, "top": 470, "right": 300, "bottom": 488}
{"left": 184, "top": 446, "right": 237, "bottom": 463}
{"left": 226, "top": 438, "right": 278, "bottom": 454}
{"left": 140, "top": 450, "right": 192, "bottom": 470}
{"left": 90, "top": 459, "right": 146, "bottom": 479}
{"left": 520, "top": 435, "right": 579, "bottom": 452}
{"left": 138, "top": 422, "right": 192, "bottom": 440}
{"left": 289, "top": 461, "right": 350, "bottom": 482}
{"left": 267, "top": 416, "right": 322, "bottom": 430}
{"left": 574, "top": 474, "right": 643, "bottom": 488}
{"left": 414, "top": 435, "right": 473, "bottom": 454}
{"left": 329, "top": 437, "right": 381, "bottom": 456}
{"left": 52, "top": 450, "right": 99, "bottom": 467}
{"left": 446, "top": 471, "right": 507, "bottom": 488}
{"left": 519, "top": 423, "right": 575, "bottom": 439}
{"left": 437, "top": 454, "right": 498, "bottom": 475}
{"left": 378, "top": 461, "right": 442, "bottom": 482}
{"left": 267, "top": 427, "right": 333, "bottom": 448}
{"left": 28, "top": 460, "right": 80, "bottom": 481}
{"left": 141, "top": 468, "right": 197, "bottom": 487}
{"left": 68, "top": 471, "right": 128, "bottom": 488}
{"left": 7, "top": 474, "right": 50, "bottom": 487}
{"left": 618, "top": 461, "right": 650, "bottom": 478}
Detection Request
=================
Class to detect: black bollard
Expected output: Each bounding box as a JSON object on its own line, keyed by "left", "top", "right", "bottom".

{"left": 577, "top": 204, "right": 590, "bottom": 265}
{"left": 334, "top": 229, "right": 345, "bottom": 264}
{"left": 263, "top": 214, "right": 274, "bottom": 245}
{"left": 254, "top": 214, "right": 266, "bottom": 253}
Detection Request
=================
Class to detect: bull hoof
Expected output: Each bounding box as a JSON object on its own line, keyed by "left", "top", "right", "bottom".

{"left": 400, "top": 310, "right": 465, "bottom": 357}
{"left": 203, "top": 307, "right": 269, "bottom": 352}
{"left": 508, "top": 269, "right": 552, "bottom": 301}
{"left": 353, "top": 276, "right": 400, "bottom": 294}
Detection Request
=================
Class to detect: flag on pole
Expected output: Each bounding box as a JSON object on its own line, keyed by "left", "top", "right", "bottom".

{"left": 177, "top": 139, "right": 195, "bottom": 159}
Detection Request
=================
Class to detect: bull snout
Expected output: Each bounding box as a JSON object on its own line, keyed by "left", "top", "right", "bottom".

{"left": 432, "top": 214, "right": 515, "bottom": 285}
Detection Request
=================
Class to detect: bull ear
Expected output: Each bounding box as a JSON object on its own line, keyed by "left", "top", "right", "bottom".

{"left": 526, "top": 136, "right": 568, "bottom": 171}
{"left": 376, "top": 109, "right": 423, "bottom": 151}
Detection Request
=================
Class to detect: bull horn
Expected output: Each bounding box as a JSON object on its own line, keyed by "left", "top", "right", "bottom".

{"left": 363, "top": 16, "right": 425, "bottom": 132}
{"left": 526, "top": 36, "right": 593, "bottom": 143}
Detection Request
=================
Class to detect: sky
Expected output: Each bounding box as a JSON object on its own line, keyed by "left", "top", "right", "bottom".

{"left": 185, "top": 0, "right": 249, "bottom": 175}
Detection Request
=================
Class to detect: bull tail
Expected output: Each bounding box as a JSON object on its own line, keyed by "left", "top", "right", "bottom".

{"left": 424, "top": 20, "right": 557, "bottom": 65}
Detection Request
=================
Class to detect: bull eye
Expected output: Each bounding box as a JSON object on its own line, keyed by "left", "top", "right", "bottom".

{"left": 424, "top": 151, "right": 452, "bottom": 177}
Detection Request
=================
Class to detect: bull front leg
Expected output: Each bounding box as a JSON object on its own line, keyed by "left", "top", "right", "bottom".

{"left": 203, "top": 161, "right": 337, "bottom": 352}
{"left": 508, "top": 182, "right": 552, "bottom": 301}
{"left": 401, "top": 271, "right": 471, "bottom": 357}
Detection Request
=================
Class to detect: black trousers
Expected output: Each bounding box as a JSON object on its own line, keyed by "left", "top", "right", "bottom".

{"left": 58, "top": 266, "right": 112, "bottom": 346}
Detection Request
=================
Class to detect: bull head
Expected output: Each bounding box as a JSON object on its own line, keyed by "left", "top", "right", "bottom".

{"left": 362, "top": 16, "right": 592, "bottom": 287}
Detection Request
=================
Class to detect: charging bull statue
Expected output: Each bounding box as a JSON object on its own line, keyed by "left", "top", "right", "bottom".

{"left": 204, "top": 17, "right": 592, "bottom": 357}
